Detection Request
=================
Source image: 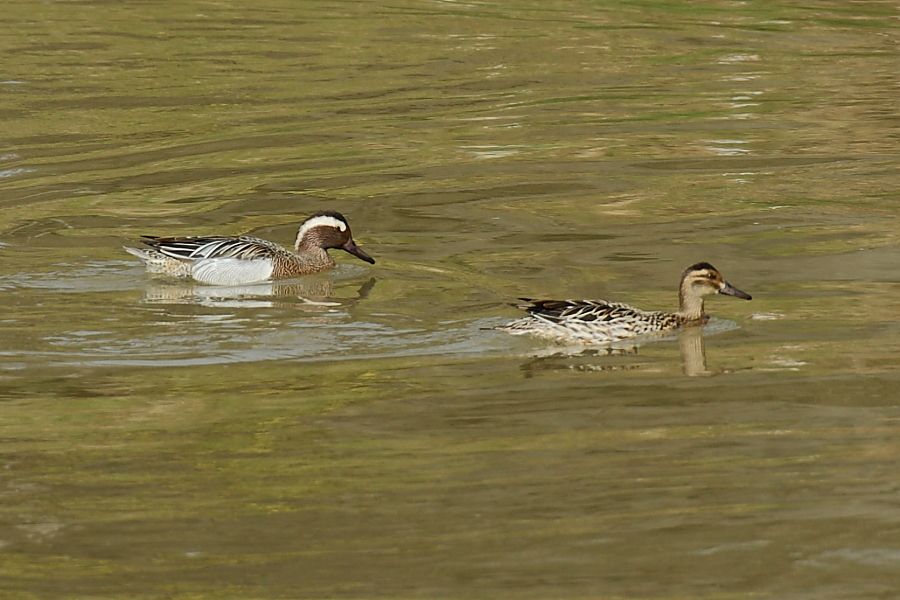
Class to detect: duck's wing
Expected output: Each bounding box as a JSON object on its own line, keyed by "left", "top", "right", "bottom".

{"left": 516, "top": 298, "right": 635, "bottom": 323}
{"left": 140, "top": 235, "right": 281, "bottom": 262}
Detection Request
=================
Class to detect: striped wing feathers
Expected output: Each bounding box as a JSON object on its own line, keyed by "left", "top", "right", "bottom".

{"left": 141, "top": 235, "right": 281, "bottom": 262}
{"left": 518, "top": 298, "right": 639, "bottom": 323}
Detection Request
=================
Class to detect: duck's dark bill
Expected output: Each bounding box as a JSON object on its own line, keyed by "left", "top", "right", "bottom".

{"left": 719, "top": 281, "right": 752, "bottom": 300}
{"left": 342, "top": 239, "right": 375, "bottom": 264}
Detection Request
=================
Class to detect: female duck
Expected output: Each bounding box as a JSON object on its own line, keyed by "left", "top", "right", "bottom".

{"left": 125, "top": 211, "right": 374, "bottom": 286}
{"left": 500, "top": 262, "right": 751, "bottom": 344}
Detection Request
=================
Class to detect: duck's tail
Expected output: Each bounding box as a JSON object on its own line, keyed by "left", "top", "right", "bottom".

{"left": 123, "top": 246, "right": 151, "bottom": 262}
{"left": 124, "top": 245, "right": 182, "bottom": 275}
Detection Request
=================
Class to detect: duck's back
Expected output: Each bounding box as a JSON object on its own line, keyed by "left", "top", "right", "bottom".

{"left": 141, "top": 235, "right": 282, "bottom": 261}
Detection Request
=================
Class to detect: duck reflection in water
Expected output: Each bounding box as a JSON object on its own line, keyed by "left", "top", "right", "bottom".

{"left": 517, "top": 323, "right": 731, "bottom": 377}
{"left": 677, "top": 325, "right": 711, "bottom": 377}
{"left": 139, "top": 275, "right": 377, "bottom": 310}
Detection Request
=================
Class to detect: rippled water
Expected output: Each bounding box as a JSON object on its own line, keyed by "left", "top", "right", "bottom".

{"left": 1, "top": 1, "right": 899, "bottom": 598}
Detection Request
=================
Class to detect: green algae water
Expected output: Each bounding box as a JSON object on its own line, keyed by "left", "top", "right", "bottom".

{"left": 1, "top": 1, "right": 899, "bottom": 598}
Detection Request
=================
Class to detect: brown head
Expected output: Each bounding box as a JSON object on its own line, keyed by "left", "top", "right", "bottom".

{"left": 294, "top": 211, "right": 375, "bottom": 264}
{"left": 678, "top": 262, "right": 751, "bottom": 320}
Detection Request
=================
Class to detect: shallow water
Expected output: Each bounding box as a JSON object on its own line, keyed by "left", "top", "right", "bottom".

{"left": 1, "top": 1, "right": 899, "bottom": 598}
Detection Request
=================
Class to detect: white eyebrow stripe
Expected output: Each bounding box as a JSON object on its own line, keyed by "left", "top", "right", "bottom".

{"left": 295, "top": 215, "right": 347, "bottom": 246}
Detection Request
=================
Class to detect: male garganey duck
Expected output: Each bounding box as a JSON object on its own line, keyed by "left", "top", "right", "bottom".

{"left": 125, "top": 211, "right": 374, "bottom": 286}
{"left": 499, "top": 262, "right": 751, "bottom": 344}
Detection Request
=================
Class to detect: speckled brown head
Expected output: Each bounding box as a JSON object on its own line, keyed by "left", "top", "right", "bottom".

{"left": 678, "top": 262, "right": 751, "bottom": 319}
{"left": 294, "top": 211, "right": 375, "bottom": 264}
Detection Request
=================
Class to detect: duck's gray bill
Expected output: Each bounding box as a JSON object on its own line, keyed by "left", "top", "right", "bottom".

{"left": 343, "top": 239, "right": 375, "bottom": 264}
{"left": 719, "top": 281, "right": 751, "bottom": 300}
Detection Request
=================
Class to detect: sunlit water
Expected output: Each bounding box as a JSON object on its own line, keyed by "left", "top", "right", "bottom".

{"left": 1, "top": 1, "right": 898, "bottom": 598}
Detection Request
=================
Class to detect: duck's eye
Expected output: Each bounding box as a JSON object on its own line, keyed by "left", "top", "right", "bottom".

{"left": 705, "top": 272, "right": 716, "bottom": 279}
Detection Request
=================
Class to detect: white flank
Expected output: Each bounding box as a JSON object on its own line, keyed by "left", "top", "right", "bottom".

{"left": 190, "top": 258, "right": 274, "bottom": 286}
{"left": 295, "top": 215, "right": 347, "bottom": 247}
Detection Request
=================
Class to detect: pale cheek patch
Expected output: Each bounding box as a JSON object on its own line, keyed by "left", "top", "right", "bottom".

{"left": 295, "top": 216, "right": 347, "bottom": 245}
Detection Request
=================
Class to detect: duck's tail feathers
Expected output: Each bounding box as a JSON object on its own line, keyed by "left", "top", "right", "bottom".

{"left": 123, "top": 246, "right": 150, "bottom": 262}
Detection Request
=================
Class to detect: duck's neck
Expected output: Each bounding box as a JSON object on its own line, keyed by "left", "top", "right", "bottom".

{"left": 295, "top": 242, "right": 334, "bottom": 269}
{"left": 677, "top": 288, "right": 706, "bottom": 322}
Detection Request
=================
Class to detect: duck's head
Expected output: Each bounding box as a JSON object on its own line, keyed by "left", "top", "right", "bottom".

{"left": 678, "top": 262, "right": 751, "bottom": 319}
{"left": 295, "top": 211, "right": 375, "bottom": 264}
{"left": 680, "top": 262, "right": 752, "bottom": 301}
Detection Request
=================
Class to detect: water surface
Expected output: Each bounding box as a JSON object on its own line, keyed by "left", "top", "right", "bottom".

{"left": 1, "top": 1, "right": 899, "bottom": 598}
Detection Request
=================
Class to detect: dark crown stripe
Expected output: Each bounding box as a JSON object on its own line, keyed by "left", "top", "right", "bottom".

{"left": 686, "top": 261, "right": 716, "bottom": 272}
